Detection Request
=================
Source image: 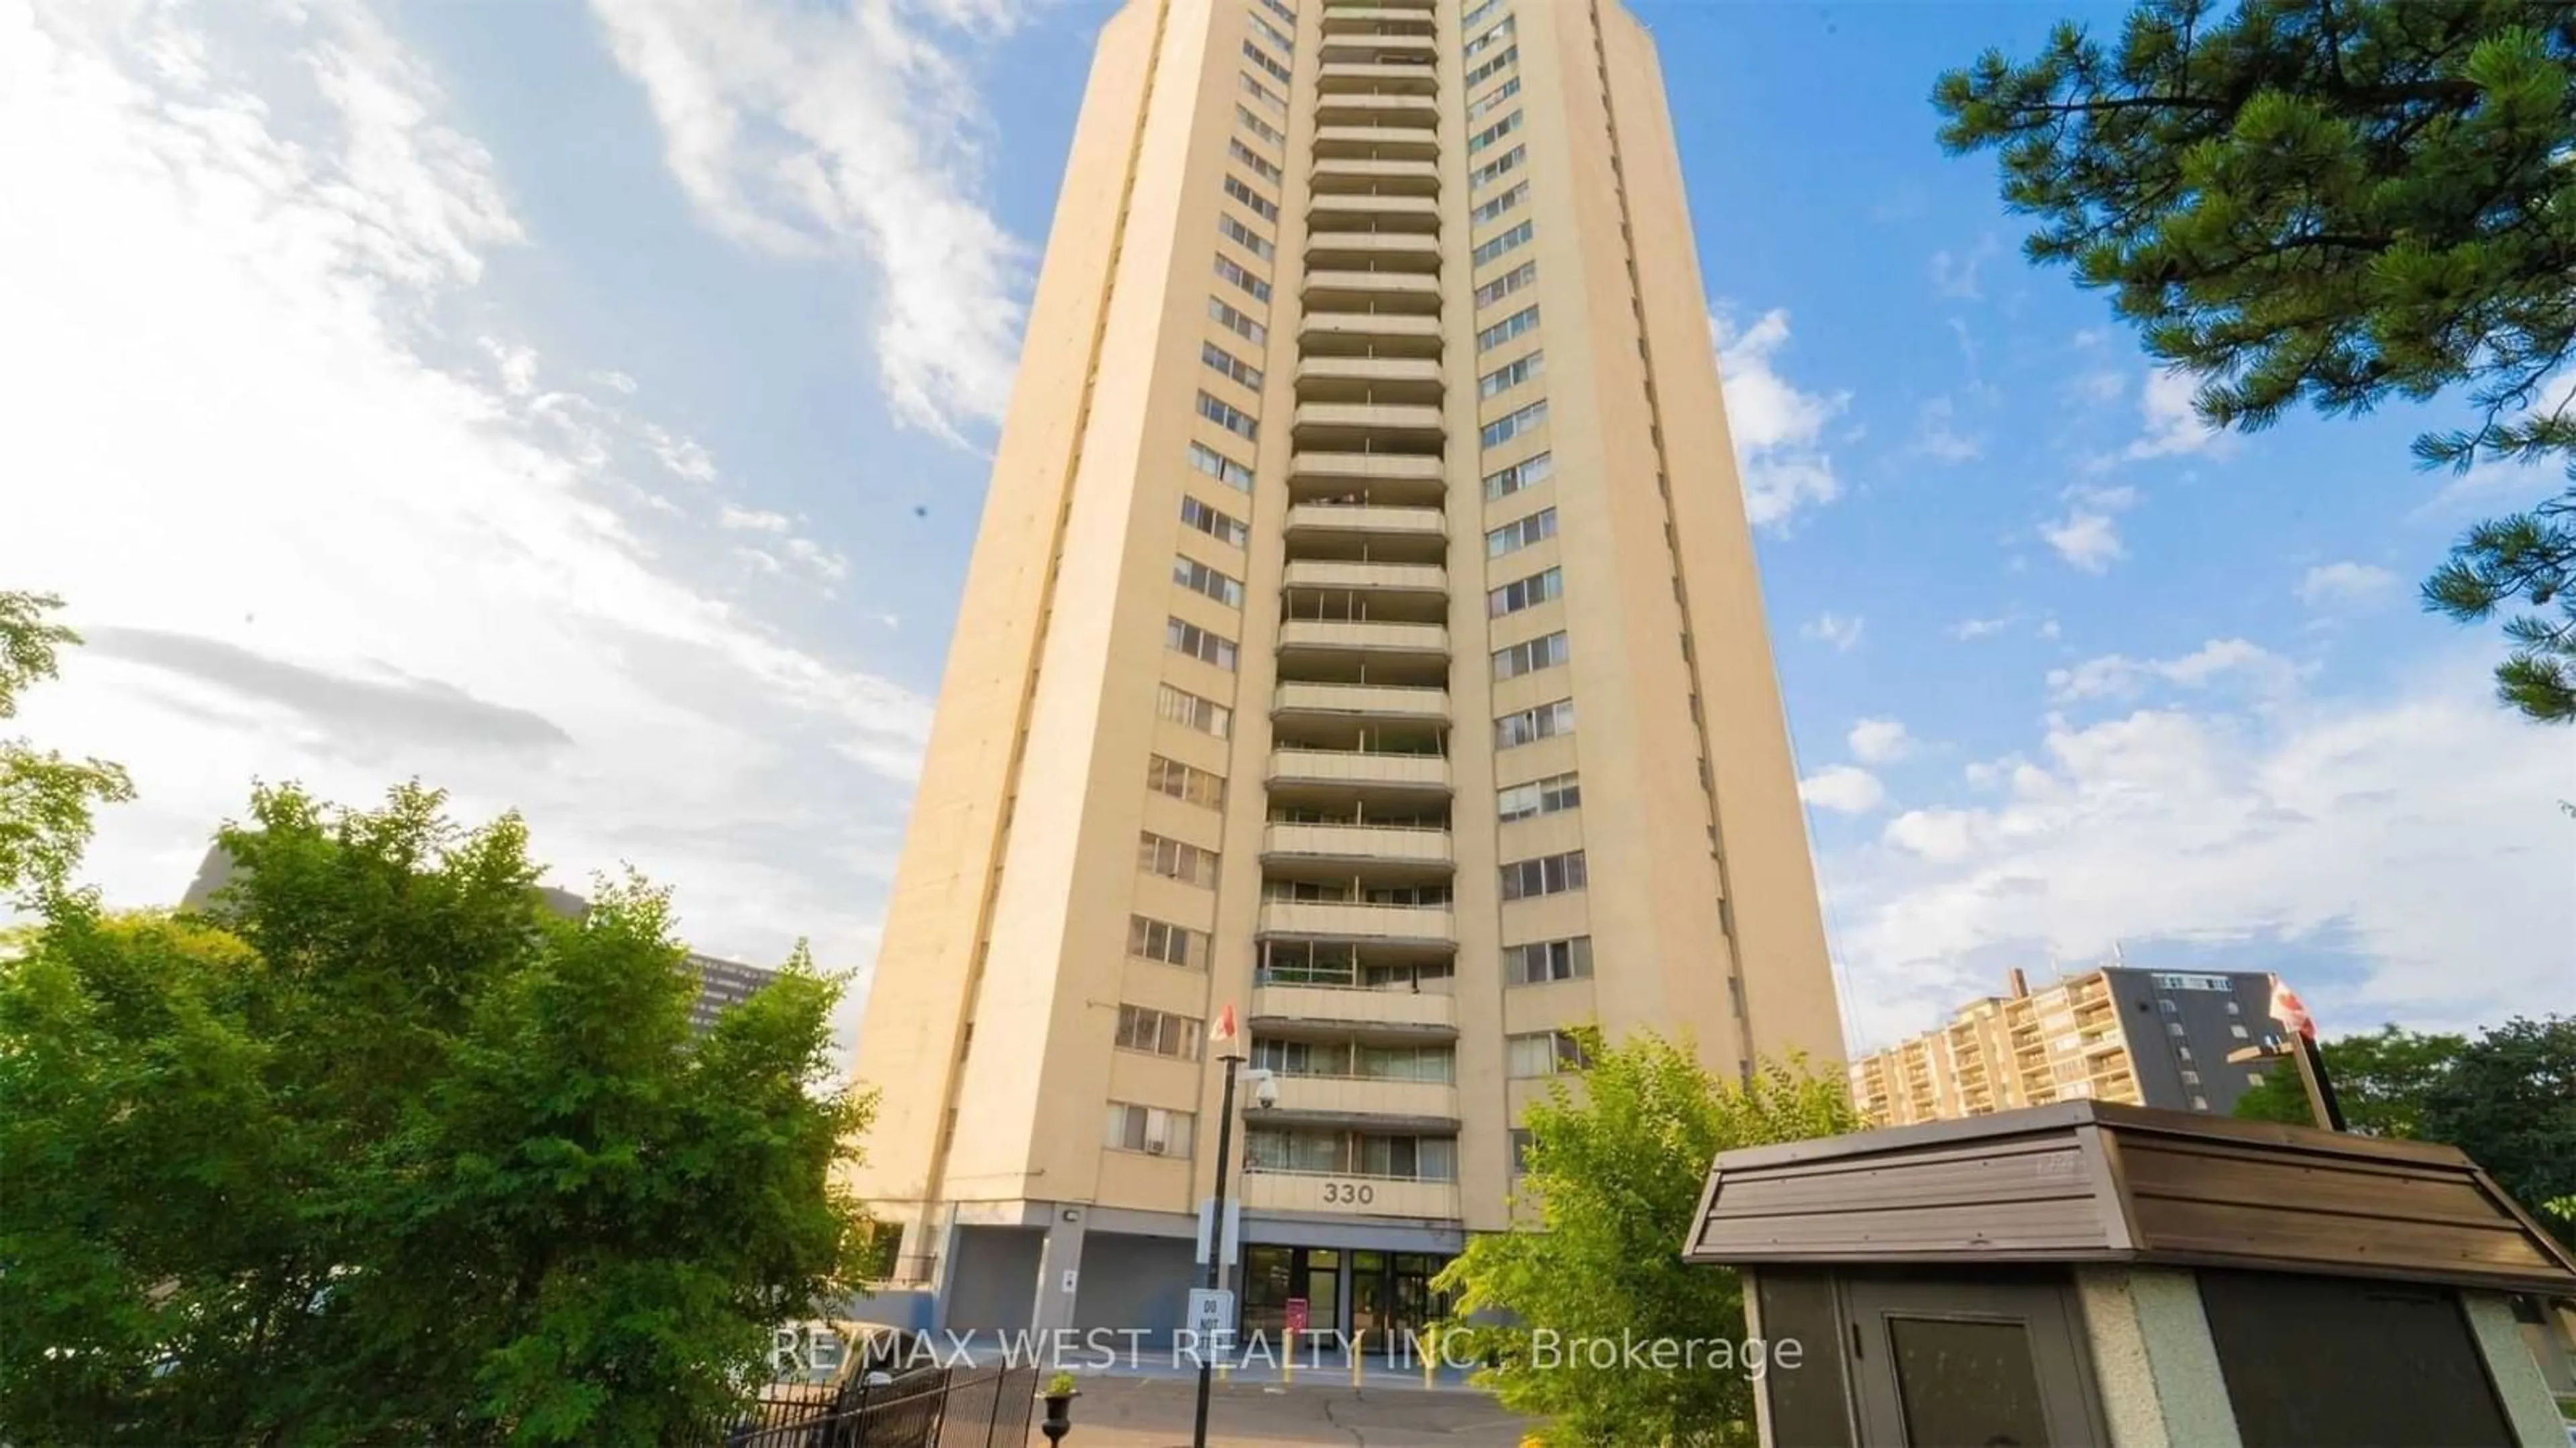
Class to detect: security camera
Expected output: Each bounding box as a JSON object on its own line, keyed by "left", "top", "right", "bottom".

{"left": 1247, "top": 1068, "right": 1281, "bottom": 1110}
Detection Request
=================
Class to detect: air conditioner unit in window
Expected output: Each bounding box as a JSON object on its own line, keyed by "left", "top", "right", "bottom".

{"left": 1144, "top": 1138, "right": 1168, "bottom": 1155}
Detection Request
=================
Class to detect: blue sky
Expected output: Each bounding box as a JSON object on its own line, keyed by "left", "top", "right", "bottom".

{"left": 5, "top": 0, "right": 2566, "bottom": 1055}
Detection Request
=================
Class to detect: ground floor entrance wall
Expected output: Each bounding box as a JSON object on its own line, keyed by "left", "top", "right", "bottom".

{"left": 1071, "top": 1231, "right": 1197, "bottom": 1348}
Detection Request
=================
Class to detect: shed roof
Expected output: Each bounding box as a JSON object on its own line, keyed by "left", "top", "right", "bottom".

{"left": 1682, "top": 1100, "right": 2576, "bottom": 1296}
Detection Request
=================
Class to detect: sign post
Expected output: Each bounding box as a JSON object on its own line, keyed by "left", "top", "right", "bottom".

{"left": 1191, "top": 1007, "right": 1245, "bottom": 1448}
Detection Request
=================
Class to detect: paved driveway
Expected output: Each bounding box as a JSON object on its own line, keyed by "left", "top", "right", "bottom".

{"left": 1050, "top": 1376, "right": 1533, "bottom": 1447}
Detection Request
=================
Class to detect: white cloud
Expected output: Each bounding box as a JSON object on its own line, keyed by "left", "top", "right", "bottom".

{"left": 1847, "top": 718, "right": 1915, "bottom": 764}
{"left": 1949, "top": 613, "right": 2019, "bottom": 640}
{"left": 0, "top": 0, "right": 927, "bottom": 1049}
{"left": 2299, "top": 561, "right": 2400, "bottom": 608}
{"left": 1928, "top": 234, "right": 2001, "bottom": 303}
{"left": 1799, "top": 766, "right": 1887, "bottom": 815}
{"left": 1801, "top": 613, "right": 1865, "bottom": 652}
{"left": 2072, "top": 370, "right": 2125, "bottom": 404}
{"left": 586, "top": 0, "right": 1031, "bottom": 445}
{"left": 1828, "top": 651, "right": 2575, "bottom": 1049}
{"left": 2046, "top": 638, "right": 2302, "bottom": 705}
{"left": 1711, "top": 308, "right": 1851, "bottom": 531}
{"left": 2127, "top": 368, "right": 2233, "bottom": 460}
{"left": 2039, "top": 482, "right": 2139, "bottom": 573}
{"left": 720, "top": 505, "right": 792, "bottom": 533}
{"left": 1911, "top": 396, "right": 1981, "bottom": 463}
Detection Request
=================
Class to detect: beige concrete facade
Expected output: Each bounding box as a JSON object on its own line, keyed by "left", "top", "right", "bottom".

{"left": 846, "top": 0, "right": 1842, "bottom": 1341}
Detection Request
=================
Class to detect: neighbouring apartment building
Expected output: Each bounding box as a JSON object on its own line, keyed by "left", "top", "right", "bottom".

{"left": 1849, "top": 967, "right": 2290, "bottom": 1127}
{"left": 842, "top": 0, "right": 1846, "bottom": 1347}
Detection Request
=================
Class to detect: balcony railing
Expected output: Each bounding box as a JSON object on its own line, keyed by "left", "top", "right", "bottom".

{"left": 1236, "top": 1170, "right": 1460, "bottom": 1220}
{"left": 1280, "top": 558, "right": 1446, "bottom": 594}
{"left": 1267, "top": 747, "right": 1451, "bottom": 792}
{"left": 1256, "top": 897, "right": 1456, "bottom": 945}
{"left": 1252, "top": 979, "right": 1458, "bottom": 1035}
{"left": 1249, "top": 1073, "right": 1461, "bottom": 1131}
{"left": 1262, "top": 819, "right": 1452, "bottom": 867}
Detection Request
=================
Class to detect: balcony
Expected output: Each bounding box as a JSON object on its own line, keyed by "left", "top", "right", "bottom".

{"left": 1304, "top": 230, "right": 1440, "bottom": 272}
{"left": 1315, "top": 93, "right": 1439, "bottom": 128}
{"left": 1263, "top": 819, "right": 1453, "bottom": 870}
{"left": 1238, "top": 1170, "right": 1460, "bottom": 1221}
{"left": 1303, "top": 270, "right": 1440, "bottom": 317}
{"left": 1318, "top": 61, "right": 1438, "bottom": 95}
{"left": 1319, "top": 33, "right": 1436, "bottom": 62}
{"left": 1292, "top": 403, "right": 1444, "bottom": 453}
{"left": 1310, "top": 156, "right": 1440, "bottom": 195}
{"left": 1289, "top": 450, "right": 1445, "bottom": 499}
{"left": 1300, "top": 310, "right": 1442, "bottom": 360}
{"left": 1321, "top": 3, "right": 1436, "bottom": 28}
{"left": 1306, "top": 191, "right": 1440, "bottom": 234}
{"left": 1295, "top": 356, "right": 1442, "bottom": 408}
{"left": 1281, "top": 558, "right": 1446, "bottom": 594}
{"left": 1249, "top": 1074, "right": 1461, "bottom": 1132}
{"left": 1312, "top": 126, "right": 1438, "bottom": 161}
{"left": 1256, "top": 897, "right": 1456, "bottom": 947}
{"left": 1267, "top": 747, "right": 1451, "bottom": 794}
{"left": 1251, "top": 980, "right": 1458, "bottom": 1037}
{"left": 1272, "top": 680, "right": 1449, "bottom": 722}
{"left": 1285, "top": 501, "right": 1444, "bottom": 541}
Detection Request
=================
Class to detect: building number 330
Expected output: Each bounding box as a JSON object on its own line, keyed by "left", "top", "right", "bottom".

{"left": 1320, "top": 1181, "right": 1376, "bottom": 1205}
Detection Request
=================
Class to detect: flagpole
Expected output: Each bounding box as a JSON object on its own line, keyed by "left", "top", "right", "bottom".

{"left": 2267, "top": 976, "right": 2345, "bottom": 1131}
{"left": 1193, "top": 1045, "right": 1242, "bottom": 1448}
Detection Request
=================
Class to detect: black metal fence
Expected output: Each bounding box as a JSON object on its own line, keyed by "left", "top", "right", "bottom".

{"left": 711, "top": 1363, "right": 1039, "bottom": 1448}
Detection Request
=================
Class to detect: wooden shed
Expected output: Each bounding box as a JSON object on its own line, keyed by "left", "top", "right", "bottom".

{"left": 1682, "top": 1101, "right": 2576, "bottom": 1447}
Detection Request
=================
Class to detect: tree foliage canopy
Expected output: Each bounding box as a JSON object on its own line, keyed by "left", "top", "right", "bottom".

{"left": 1935, "top": 2, "right": 2576, "bottom": 720}
{"left": 1, "top": 591, "right": 133, "bottom": 907}
{"left": 1432, "top": 1035, "right": 1862, "bottom": 1448}
{"left": 0, "top": 594, "right": 879, "bottom": 1446}
{"left": 2234, "top": 1015, "right": 2576, "bottom": 1243}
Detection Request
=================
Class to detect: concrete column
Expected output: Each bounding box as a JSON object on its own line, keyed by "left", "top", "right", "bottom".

{"left": 2074, "top": 1266, "right": 2241, "bottom": 1448}
{"left": 1030, "top": 1202, "right": 1090, "bottom": 1334}
{"left": 926, "top": 1212, "right": 965, "bottom": 1335}
{"left": 2463, "top": 1290, "right": 2571, "bottom": 1447}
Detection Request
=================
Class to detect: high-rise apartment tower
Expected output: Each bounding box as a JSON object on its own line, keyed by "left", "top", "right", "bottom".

{"left": 848, "top": 0, "right": 1843, "bottom": 1344}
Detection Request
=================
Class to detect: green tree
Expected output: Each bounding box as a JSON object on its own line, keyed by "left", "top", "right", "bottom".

{"left": 2420, "top": 1015, "right": 2576, "bottom": 1247}
{"left": 2231, "top": 1023, "right": 2466, "bottom": 1135}
{"left": 1934, "top": 3, "right": 2576, "bottom": 721}
{"left": 1, "top": 590, "right": 133, "bottom": 905}
{"left": 1432, "top": 1035, "right": 1863, "bottom": 1447}
{"left": 0, "top": 606, "right": 879, "bottom": 1445}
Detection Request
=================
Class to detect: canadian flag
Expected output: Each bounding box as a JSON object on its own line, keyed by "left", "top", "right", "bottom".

{"left": 1210, "top": 1004, "right": 1239, "bottom": 1047}
{"left": 2269, "top": 978, "right": 2315, "bottom": 1042}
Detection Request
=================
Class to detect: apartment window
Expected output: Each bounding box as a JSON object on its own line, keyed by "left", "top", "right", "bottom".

{"left": 1155, "top": 684, "right": 1232, "bottom": 739}
{"left": 1462, "top": 15, "right": 1515, "bottom": 60}
{"left": 2180, "top": 1069, "right": 2202, "bottom": 1086}
{"left": 2247, "top": 1071, "right": 2266, "bottom": 1087}
{"left": 1476, "top": 305, "right": 1540, "bottom": 352}
{"left": 1495, "top": 698, "right": 1574, "bottom": 749}
{"left": 1497, "top": 770, "right": 1579, "bottom": 823}
{"left": 1495, "top": 628, "right": 1570, "bottom": 681}
{"left": 1209, "top": 295, "right": 1268, "bottom": 346}
{"left": 1467, "top": 110, "right": 1523, "bottom": 154}
{"left": 1234, "top": 103, "right": 1285, "bottom": 150}
{"left": 1487, "top": 506, "right": 1558, "bottom": 558}
{"left": 1228, "top": 138, "right": 1283, "bottom": 185}
{"left": 1196, "top": 389, "right": 1260, "bottom": 439}
{"left": 1508, "top": 1127, "right": 1533, "bottom": 1175}
{"left": 1463, "top": 44, "right": 1519, "bottom": 91}
{"left": 2159, "top": 998, "right": 2179, "bottom": 1013}
{"left": 1173, "top": 556, "right": 1245, "bottom": 609}
{"left": 1504, "top": 934, "right": 1593, "bottom": 984}
{"left": 1222, "top": 174, "right": 1279, "bottom": 223}
{"left": 1138, "top": 831, "right": 1220, "bottom": 887}
{"left": 1474, "top": 262, "right": 1538, "bottom": 310}
{"left": 1165, "top": 617, "right": 1239, "bottom": 672}
{"left": 1187, "top": 440, "right": 1254, "bottom": 492}
{"left": 1254, "top": 0, "right": 1297, "bottom": 27}
{"left": 1482, "top": 451, "right": 1554, "bottom": 501}
{"left": 1218, "top": 213, "right": 1275, "bottom": 262}
{"left": 1469, "top": 180, "right": 1528, "bottom": 227}
{"left": 1201, "top": 339, "right": 1265, "bottom": 391}
{"left": 1466, "top": 74, "right": 1521, "bottom": 123}
{"left": 2229, "top": 1024, "right": 2249, "bottom": 1039}
{"left": 1147, "top": 752, "right": 1226, "bottom": 809}
{"left": 1242, "top": 41, "right": 1291, "bottom": 86}
{"left": 1240, "top": 70, "right": 1287, "bottom": 115}
{"left": 1480, "top": 399, "right": 1548, "bottom": 450}
{"left": 1506, "top": 1029, "right": 1589, "bottom": 1078}
{"left": 1213, "top": 254, "right": 1272, "bottom": 305}
{"left": 1488, "top": 565, "right": 1562, "bottom": 617}
{"left": 1248, "top": 13, "right": 1295, "bottom": 55}
{"left": 2225, "top": 1000, "right": 2242, "bottom": 1015}
{"left": 1468, "top": 145, "right": 1526, "bottom": 191}
{"left": 1470, "top": 219, "right": 1533, "bottom": 268}
{"left": 2165, "top": 1021, "right": 2186, "bottom": 1038}
{"left": 1116, "top": 1004, "right": 1205, "bottom": 1061}
{"left": 1181, "top": 496, "right": 1249, "bottom": 548}
{"left": 1129, "top": 913, "right": 1210, "bottom": 969}
{"left": 1106, "top": 1101, "right": 1196, "bottom": 1157}
{"left": 1460, "top": 0, "right": 1504, "bottom": 31}
{"left": 2178, "top": 1045, "right": 2194, "bottom": 1062}
{"left": 2190, "top": 1094, "right": 2210, "bottom": 1111}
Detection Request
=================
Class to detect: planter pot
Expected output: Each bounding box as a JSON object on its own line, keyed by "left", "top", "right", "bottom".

{"left": 1040, "top": 1388, "right": 1079, "bottom": 1443}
